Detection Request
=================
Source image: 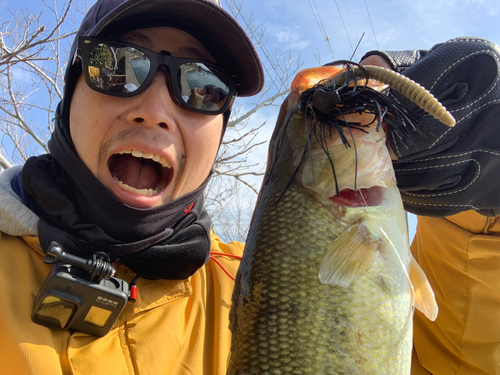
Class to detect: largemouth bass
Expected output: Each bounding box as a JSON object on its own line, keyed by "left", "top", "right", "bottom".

{"left": 228, "top": 63, "right": 443, "bottom": 374}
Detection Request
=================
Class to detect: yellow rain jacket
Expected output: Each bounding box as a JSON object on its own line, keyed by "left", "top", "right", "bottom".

{"left": 1, "top": 231, "right": 242, "bottom": 375}
{"left": 411, "top": 211, "right": 500, "bottom": 375}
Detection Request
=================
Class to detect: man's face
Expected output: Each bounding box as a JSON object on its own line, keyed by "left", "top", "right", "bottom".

{"left": 70, "top": 27, "right": 224, "bottom": 208}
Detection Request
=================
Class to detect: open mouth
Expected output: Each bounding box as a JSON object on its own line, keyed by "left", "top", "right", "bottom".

{"left": 329, "top": 187, "right": 383, "bottom": 207}
{"left": 108, "top": 150, "right": 173, "bottom": 197}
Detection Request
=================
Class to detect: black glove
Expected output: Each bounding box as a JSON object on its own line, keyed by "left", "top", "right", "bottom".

{"left": 362, "top": 37, "right": 500, "bottom": 217}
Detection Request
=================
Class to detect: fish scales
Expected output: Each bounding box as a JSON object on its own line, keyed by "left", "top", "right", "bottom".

{"left": 228, "top": 102, "right": 413, "bottom": 374}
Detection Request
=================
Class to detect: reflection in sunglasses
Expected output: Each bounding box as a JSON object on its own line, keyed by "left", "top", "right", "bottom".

{"left": 186, "top": 85, "right": 228, "bottom": 110}
{"left": 187, "top": 87, "right": 206, "bottom": 109}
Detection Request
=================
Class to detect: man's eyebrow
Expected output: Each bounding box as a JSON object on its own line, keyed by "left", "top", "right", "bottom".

{"left": 176, "top": 46, "right": 214, "bottom": 61}
{"left": 116, "top": 30, "right": 214, "bottom": 61}
{"left": 117, "top": 30, "right": 152, "bottom": 47}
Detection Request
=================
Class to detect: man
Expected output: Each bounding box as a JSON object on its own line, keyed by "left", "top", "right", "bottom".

{"left": 2, "top": 1, "right": 500, "bottom": 375}
{"left": 0, "top": 0, "right": 264, "bottom": 373}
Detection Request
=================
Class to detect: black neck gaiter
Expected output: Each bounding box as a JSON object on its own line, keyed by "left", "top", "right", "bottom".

{"left": 21, "top": 115, "right": 212, "bottom": 280}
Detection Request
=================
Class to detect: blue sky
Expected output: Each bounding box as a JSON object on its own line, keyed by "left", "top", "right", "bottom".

{"left": 239, "top": 0, "right": 500, "bottom": 64}
{"left": 2, "top": 0, "right": 498, "bottom": 240}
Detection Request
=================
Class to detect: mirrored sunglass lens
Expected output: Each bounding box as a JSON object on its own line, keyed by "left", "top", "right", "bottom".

{"left": 88, "top": 43, "right": 151, "bottom": 94}
{"left": 179, "top": 63, "right": 230, "bottom": 112}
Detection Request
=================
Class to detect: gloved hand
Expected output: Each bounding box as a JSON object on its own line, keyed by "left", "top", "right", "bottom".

{"left": 361, "top": 37, "right": 500, "bottom": 217}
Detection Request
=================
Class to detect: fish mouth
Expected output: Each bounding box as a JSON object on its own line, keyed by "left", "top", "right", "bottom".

{"left": 329, "top": 186, "right": 383, "bottom": 207}
{"left": 108, "top": 149, "right": 173, "bottom": 197}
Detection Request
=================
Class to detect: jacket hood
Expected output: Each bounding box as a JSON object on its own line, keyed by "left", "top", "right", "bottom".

{"left": 0, "top": 166, "right": 38, "bottom": 237}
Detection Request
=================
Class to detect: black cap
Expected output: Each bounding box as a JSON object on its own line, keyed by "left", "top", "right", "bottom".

{"left": 65, "top": 0, "right": 264, "bottom": 97}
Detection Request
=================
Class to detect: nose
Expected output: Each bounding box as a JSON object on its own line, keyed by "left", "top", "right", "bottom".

{"left": 124, "top": 71, "right": 178, "bottom": 129}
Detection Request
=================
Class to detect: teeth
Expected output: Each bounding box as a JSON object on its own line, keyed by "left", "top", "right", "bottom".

{"left": 159, "top": 156, "right": 168, "bottom": 167}
{"left": 113, "top": 174, "right": 168, "bottom": 196}
{"left": 118, "top": 149, "right": 171, "bottom": 168}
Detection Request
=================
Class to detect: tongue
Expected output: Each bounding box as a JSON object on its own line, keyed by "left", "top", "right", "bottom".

{"left": 110, "top": 154, "right": 160, "bottom": 190}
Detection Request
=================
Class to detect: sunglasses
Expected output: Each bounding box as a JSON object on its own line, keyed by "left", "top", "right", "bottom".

{"left": 75, "top": 36, "right": 239, "bottom": 115}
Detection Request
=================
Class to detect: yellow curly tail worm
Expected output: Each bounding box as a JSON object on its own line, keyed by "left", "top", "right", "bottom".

{"left": 335, "top": 65, "right": 456, "bottom": 127}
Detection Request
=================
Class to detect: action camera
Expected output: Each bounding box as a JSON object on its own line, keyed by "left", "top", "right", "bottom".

{"left": 32, "top": 242, "right": 130, "bottom": 337}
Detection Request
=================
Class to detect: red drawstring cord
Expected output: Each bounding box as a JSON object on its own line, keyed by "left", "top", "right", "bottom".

{"left": 128, "top": 274, "right": 141, "bottom": 304}
{"left": 209, "top": 252, "right": 242, "bottom": 281}
{"left": 125, "top": 253, "right": 241, "bottom": 304}
{"left": 209, "top": 252, "right": 243, "bottom": 259}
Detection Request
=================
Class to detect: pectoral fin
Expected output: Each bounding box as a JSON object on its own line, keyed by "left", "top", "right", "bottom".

{"left": 409, "top": 257, "right": 438, "bottom": 321}
{"left": 319, "top": 221, "right": 379, "bottom": 287}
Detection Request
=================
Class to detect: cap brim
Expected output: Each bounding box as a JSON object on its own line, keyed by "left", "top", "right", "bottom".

{"left": 85, "top": 0, "right": 264, "bottom": 97}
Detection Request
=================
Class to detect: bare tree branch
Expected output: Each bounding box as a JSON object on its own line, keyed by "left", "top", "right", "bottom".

{"left": 0, "top": 1, "right": 73, "bottom": 67}
{"left": 0, "top": 152, "right": 13, "bottom": 169}
{"left": 227, "top": 89, "right": 289, "bottom": 128}
{"left": 0, "top": 1, "right": 79, "bottom": 164}
{"left": 25, "top": 59, "right": 63, "bottom": 99}
{"left": 5, "top": 63, "right": 50, "bottom": 153}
